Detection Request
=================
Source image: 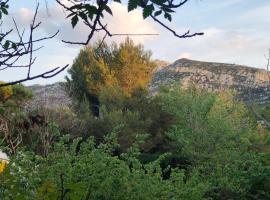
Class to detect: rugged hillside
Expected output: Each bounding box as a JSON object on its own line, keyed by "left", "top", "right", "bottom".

{"left": 26, "top": 82, "right": 71, "bottom": 110}
{"left": 154, "top": 59, "right": 170, "bottom": 71}
{"left": 150, "top": 58, "right": 270, "bottom": 105}
{"left": 27, "top": 59, "right": 270, "bottom": 108}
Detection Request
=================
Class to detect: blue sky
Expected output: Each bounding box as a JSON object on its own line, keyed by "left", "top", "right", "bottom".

{"left": 1, "top": 0, "right": 270, "bottom": 85}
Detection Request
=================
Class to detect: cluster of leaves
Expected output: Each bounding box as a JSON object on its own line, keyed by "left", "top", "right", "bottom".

{"left": 0, "top": 84, "right": 270, "bottom": 199}
{"left": 0, "top": 81, "right": 12, "bottom": 102}
{"left": 128, "top": 0, "right": 178, "bottom": 21}
{"left": 66, "top": 38, "right": 155, "bottom": 109}
{"left": 0, "top": 1, "right": 8, "bottom": 19}
{"left": 0, "top": 131, "right": 209, "bottom": 200}
{"left": 67, "top": 0, "right": 183, "bottom": 29}
{"left": 0, "top": 1, "right": 17, "bottom": 50}
{"left": 0, "top": 82, "right": 33, "bottom": 110}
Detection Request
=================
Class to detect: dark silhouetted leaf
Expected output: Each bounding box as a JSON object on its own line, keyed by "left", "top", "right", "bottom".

{"left": 164, "top": 12, "right": 172, "bottom": 21}
{"left": 2, "top": 7, "right": 8, "bottom": 15}
{"left": 79, "top": 12, "right": 88, "bottom": 21}
{"left": 154, "top": 10, "right": 162, "bottom": 17}
{"left": 103, "top": 4, "right": 113, "bottom": 16}
{"left": 128, "top": 0, "right": 140, "bottom": 12}
{"left": 3, "top": 40, "right": 10, "bottom": 49}
{"left": 143, "top": 4, "right": 155, "bottom": 19}
{"left": 71, "top": 15, "right": 79, "bottom": 28}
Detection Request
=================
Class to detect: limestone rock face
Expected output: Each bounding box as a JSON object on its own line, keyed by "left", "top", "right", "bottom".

{"left": 154, "top": 59, "right": 170, "bottom": 71}
{"left": 150, "top": 58, "right": 270, "bottom": 105}
{"left": 26, "top": 82, "right": 71, "bottom": 110}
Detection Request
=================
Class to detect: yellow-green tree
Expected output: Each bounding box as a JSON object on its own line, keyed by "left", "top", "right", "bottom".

{"left": 0, "top": 81, "right": 12, "bottom": 102}
{"left": 66, "top": 38, "right": 155, "bottom": 110}
{"left": 114, "top": 38, "right": 155, "bottom": 96}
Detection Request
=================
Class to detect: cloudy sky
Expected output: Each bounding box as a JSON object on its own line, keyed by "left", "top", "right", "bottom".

{"left": 0, "top": 0, "right": 270, "bottom": 85}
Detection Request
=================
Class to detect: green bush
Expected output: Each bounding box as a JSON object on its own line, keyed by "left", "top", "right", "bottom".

{"left": 0, "top": 82, "right": 12, "bottom": 102}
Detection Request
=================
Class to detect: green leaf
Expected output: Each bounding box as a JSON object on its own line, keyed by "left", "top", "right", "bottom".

{"left": 85, "top": 5, "right": 98, "bottom": 14}
{"left": 2, "top": 7, "right": 8, "bottom": 15}
{"left": 151, "top": 0, "right": 166, "bottom": 5}
{"left": 103, "top": 4, "right": 113, "bottom": 16}
{"left": 79, "top": 12, "right": 88, "bottom": 21}
{"left": 4, "top": 40, "right": 10, "bottom": 49}
{"left": 143, "top": 4, "right": 155, "bottom": 19}
{"left": 12, "top": 42, "right": 17, "bottom": 50}
{"left": 128, "top": 0, "right": 140, "bottom": 12}
{"left": 154, "top": 10, "right": 162, "bottom": 17}
{"left": 71, "top": 15, "right": 79, "bottom": 28}
{"left": 162, "top": 7, "right": 175, "bottom": 13}
{"left": 113, "top": 0, "right": 121, "bottom": 3}
{"left": 164, "top": 12, "right": 172, "bottom": 21}
{"left": 66, "top": 12, "right": 76, "bottom": 19}
{"left": 85, "top": 5, "right": 97, "bottom": 20}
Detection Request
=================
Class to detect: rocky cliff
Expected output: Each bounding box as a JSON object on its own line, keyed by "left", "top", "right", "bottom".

{"left": 26, "top": 82, "right": 71, "bottom": 110}
{"left": 27, "top": 59, "right": 270, "bottom": 108}
{"left": 150, "top": 58, "right": 270, "bottom": 105}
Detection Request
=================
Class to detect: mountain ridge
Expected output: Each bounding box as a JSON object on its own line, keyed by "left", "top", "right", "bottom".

{"left": 27, "top": 58, "right": 270, "bottom": 108}
{"left": 150, "top": 58, "right": 270, "bottom": 104}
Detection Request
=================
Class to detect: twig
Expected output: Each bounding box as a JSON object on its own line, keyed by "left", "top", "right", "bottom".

{"left": 0, "top": 65, "right": 69, "bottom": 87}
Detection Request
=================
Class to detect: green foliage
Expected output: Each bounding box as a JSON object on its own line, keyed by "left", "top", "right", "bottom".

{"left": 0, "top": 83, "right": 32, "bottom": 115}
{"left": 11, "top": 84, "right": 33, "bottom": 102}
{"left": 66, "top": 0, "right": 180, "bottom": 31}
{"left": 67, "top": 38, "right": 155, "bottom": 108}
{"left": 0, "top": 81, "right": 12, "bottom": 102}
{"left": 85, "top": 86, "right": 175, "bottom": 152}
{"left": 0, "top": 1, "right": 9, "bottom": 20}
{"left": 0, "top": 82, "right": 270, "bottom": 199}
{"left": 160, "top": 85, "right": 270, "bottom": 199}
{"left": 0, "top": 133, "right": 209, "bottom": 200}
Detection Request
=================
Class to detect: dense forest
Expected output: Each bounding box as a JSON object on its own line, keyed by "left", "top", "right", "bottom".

{"left": 0, "top": 39, "right": 269, "bottom": 200}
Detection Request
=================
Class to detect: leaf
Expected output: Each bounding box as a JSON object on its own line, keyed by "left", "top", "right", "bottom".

{"left": 143, "top": 4, "right": 155, "bottom": 19}
{"left": 151, "top": 0, "right": 167, "bottom": 5}
{"left": 12, "top": 42, "right": 17, "bottom": 50}
{"left": 3, "top": 40, "right": 10, "bottom": 49}
{"left": 85, "top": 5, "right": 98, "bottom": 14}
{"left": 85, "top": 5, "right": 97, "bottom": 20}
{"left": 103, "top": 4, "right": 113, "bottom": 16}
{"left": 2, "top": 7, "right": 8, "bottom": 15}
{"left": 79, "top": 12, "right": 88, "bottom": 21}
{"left": 66, "top": 12, "right": 76, "bottom": 19}
{"left": 113, "top": 0, "right": 121, "bottom": 3}
{"left": 128, "top": 0, "right": 140, "bottom": 12}
{"left": 164, "top": 12, "right": 172, "bottom": 21}
{"left": 162, "top": 7, "right": 175, "bottom": 13}
{"left": 71, "top": 15, "right": 79, "bottom": 28}
{"left": 154, "top": 10, "right": 162, "bottom": 17}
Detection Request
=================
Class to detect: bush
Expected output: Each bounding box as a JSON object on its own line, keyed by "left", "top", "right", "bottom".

{"left": 0, "top": 82, "right": 12, "bottom": 102}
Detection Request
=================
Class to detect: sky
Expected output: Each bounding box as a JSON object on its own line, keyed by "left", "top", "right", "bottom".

{"left": 0, "top": 0, "right": 270, "bottom": 85}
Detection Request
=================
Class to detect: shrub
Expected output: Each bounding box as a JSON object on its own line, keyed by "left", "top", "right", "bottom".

{"left": 0, "top": 81, "right": 12, "bottom": 102}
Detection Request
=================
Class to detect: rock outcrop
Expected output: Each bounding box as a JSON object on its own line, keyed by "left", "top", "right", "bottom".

{"left": 26, "top": 59, "right": 270, "bottom": 108}
{"left": 150, "top": 58, "right": 270, "bottom": 105}
{"left": 26, "top": 82, "right": 71, "bottom": 110}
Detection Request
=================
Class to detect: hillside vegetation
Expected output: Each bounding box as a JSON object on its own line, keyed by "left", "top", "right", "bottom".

{"left": 0, "top": 40, "right": 270, "bottom": 200}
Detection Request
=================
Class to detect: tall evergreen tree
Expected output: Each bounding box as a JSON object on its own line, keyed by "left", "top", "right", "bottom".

{"left": 66, "top": 38, "right": 155, "bottom": 116}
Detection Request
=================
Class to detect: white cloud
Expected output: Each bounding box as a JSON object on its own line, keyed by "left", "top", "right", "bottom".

{"left": 179, "top": 52, "right": 192, "bottom": 59}
{"left": 10, "top": 1, "right": 156, "bottom": 45}
{"left": 148, "top": 26, "right": 270, "bottom": 68}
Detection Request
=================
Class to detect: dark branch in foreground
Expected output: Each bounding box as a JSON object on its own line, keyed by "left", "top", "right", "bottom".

{"left": 150, "top": 14, "right": 204, "bottom": 38}
{"left": 0, "top": 3, "right": 68, "bottom": 87}
{"left": 0, "top": 64, "right": 69, "bottom": 87}
{"left": 56, "top": 0, "right": 203, "bottom": 45}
